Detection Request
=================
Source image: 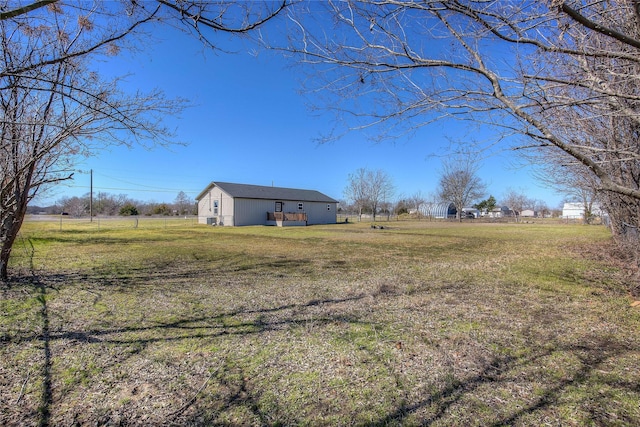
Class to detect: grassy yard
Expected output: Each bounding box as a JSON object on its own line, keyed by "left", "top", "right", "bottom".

{"left": 1, "top": 219, "right": 639, "bottom": 426}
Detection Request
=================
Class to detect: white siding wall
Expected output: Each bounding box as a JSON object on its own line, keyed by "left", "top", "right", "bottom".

{"left": 562, "top": 203, "right": 603, "bottom": 219}
{"left": 235, "top": 199, "right": 337, "bottom": 226}
{"left": 562, "top": 203, "right": 584, "bottom": 219}
{"left": 197, "top": 188, "right": 235, "bottom": 225}
{"left": 305, "top": 201, "right": 337, "bottom": 225}
{"left": 234, "top": 199, "right": 276, "bottom": 226}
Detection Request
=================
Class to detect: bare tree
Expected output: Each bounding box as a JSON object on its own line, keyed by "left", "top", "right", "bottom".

{"left": 57, "top": 196, "right": 87, "bottom": 217}
{"left": 0, "top": 5, "right": 177, "bottom": 279}
{"left": 343, "top": 167, "right": 394, "bottom": 221}
{"left": 533, "top": 199, "right": 551, "bottom": 219}
{"left": 501, "top": 189, "right": 534, "bottom": 223}
{"left": 368, "top": 169, "right": 394, "bottom": 221}
{"left": 173, "top": 191, "right": 193, "bottom": 216}
{"left": 437, "top": 152, "right": 486, "bottom": 222}
{"left": 408, "top": 191, "right": 425, "bottom": 219}
{"left": 343, "top": 168, "right": 369, "bottom": 221}
{"left": 93, "top": 192, "right": 129, "bottom": 216}
{"left": 0, "top": 1, "right": 287, "bottom": 281}
{"left": 268, "top": 0, "right": 640, "bottom": 247}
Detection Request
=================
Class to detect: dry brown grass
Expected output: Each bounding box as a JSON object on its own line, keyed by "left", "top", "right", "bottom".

{"left": 1, "top": 219, "right": 639, "bottom": 426}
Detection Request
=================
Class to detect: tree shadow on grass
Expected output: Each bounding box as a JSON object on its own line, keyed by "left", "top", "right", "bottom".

{"left": 367, "top": 334, "right": 637, "bottom": 426}
{"left": 7, "top": 268, "right": 639, "bottom": 426}
{"left": 9, "top": 270, "right": 368, "bottom": 426}
{"left": 31, "top": 276, "right": 52, "bottom": 427}
{"left": 157, "top": 328, "right": 640, "bottom": 426}
{"left": 3, "top": 274, "right": 55, "bottom": 427}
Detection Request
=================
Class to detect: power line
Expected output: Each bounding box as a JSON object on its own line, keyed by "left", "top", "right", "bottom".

{"left": 66, "top": 185, "right": 199, "bottom": 194}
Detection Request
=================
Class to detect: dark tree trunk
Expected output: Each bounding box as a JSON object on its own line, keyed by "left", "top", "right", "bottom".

{"left": 1, "top": 182, "right": 30, "bottom": 282}
{"left": 1, "top": 214, "right": 21, "bottom": 281}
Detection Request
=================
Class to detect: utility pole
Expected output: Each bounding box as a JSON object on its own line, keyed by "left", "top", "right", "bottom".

{"left": 90, "top": 169, "right": 93, "bottom": 222}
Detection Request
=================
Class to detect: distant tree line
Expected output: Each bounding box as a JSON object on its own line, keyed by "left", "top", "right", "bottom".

{"left": 28, "top": 191, "right": 196, "bottom": 217}
{"left": 342, "top": 167, "right": 555, "bottom": 221}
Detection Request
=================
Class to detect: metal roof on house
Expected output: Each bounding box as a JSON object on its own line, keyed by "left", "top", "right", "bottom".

{"left": 196, "top": 182, "right": 338, "bottom": 203}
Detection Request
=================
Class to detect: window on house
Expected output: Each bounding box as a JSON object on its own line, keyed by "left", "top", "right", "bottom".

{"left": 298, "top": 203, "right": 304, "bottom": 211}
{"left": 327, "top": 204, "right": 331, "bottom": 211}
{"left": 213, "top": 200, "right": 218, "bottom": 215}
{"left": 275, "top": 202, "right": 282, "bottom": 212}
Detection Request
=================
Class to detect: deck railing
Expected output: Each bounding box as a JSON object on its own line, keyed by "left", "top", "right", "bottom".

{"left": 267, "top": 212, "right": 308, "bottom": 222}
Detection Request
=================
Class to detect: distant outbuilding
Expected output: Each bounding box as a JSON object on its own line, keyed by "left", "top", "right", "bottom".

{"left": 562, "top": 202, "right": 603, "bottom": 220}
{"left": 196, "top": 181, "right": 338, "bottom": 226}
{"left": 420, "top": 202, "right": 457, "bottom": 219}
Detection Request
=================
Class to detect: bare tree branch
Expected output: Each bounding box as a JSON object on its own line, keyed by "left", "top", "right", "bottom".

{"left": 0, "top": 0, "right": 57, "bottom": 21}
{"left": 560, "top": 2, "right": 640, "bottom": 49}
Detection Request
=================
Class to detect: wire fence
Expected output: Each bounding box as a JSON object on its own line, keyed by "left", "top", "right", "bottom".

{"left": 25, "top": 215, "right": 201, "bottom": 231}
{"left": 26, "top": 214, "right": 581, "bottom": 231}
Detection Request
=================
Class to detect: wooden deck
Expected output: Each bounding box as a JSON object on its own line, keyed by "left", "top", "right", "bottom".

{"left": 267, "top": 212, "right": 308, "bottom": 222}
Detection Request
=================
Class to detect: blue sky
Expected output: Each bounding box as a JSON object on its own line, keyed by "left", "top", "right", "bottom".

{"left": 37, "top": 24, "right": 563, "bottom": 208}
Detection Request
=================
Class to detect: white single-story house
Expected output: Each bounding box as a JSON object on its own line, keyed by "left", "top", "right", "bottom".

{"left": 196, "top": 181, "right": 338, "bottom": 226}
{"left": 521, "top": 209, "right": 537, "bottom": 217}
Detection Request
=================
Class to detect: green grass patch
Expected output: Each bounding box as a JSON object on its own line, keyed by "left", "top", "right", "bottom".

{"left": 1, "top": 219, "right": 638, "bottom": 426}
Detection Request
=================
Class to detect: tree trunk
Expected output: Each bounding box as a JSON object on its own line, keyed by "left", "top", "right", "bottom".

{"left": 1, "top": 243, "right": 12, "bottom": 281}
{"left": 1, "top": 188, "right": 30, "bottom": 282}
{"left": 0, "top": 214, "right": 21, "bottom": 281}
{"left": 602, "top": 192, "right": 640, "bottom": 261}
